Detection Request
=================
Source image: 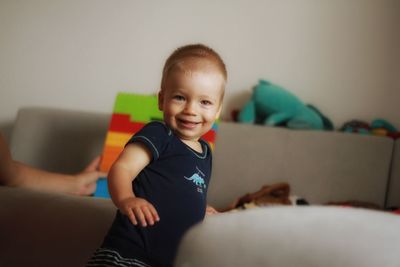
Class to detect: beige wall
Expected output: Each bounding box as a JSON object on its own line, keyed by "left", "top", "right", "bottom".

{"left": 1, "top": 0, "right": 399, "bottom": 140}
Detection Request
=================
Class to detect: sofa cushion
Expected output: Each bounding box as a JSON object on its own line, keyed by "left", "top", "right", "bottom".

{"left": 175, "top": 206, "right": 400, "bottom": 267}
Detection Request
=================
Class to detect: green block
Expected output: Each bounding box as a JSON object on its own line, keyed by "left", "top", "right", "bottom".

{"left": 114, "top": 92, "right": 163, "bottom": 122}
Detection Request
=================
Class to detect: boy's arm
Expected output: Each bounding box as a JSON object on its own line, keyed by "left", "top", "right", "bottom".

{"left": 108, "top": 142, "right": 159, "bottom": 227}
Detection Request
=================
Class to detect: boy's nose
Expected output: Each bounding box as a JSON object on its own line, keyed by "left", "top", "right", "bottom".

{"left": 183, "top": 102, "right": 197, "bottom": 114}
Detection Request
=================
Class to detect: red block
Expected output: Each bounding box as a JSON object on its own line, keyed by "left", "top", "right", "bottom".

{"left": 109, "top": 114, "right": 146, "bottom": 133}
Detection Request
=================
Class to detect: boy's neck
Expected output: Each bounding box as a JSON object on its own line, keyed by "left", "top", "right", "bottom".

{"left": 181, "top": 139, "right": 202, "bottom": 153}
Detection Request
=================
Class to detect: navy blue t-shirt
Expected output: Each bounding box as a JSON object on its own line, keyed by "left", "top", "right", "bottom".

{"left": 102, "top": 121, "right": 212, "bottom": 266}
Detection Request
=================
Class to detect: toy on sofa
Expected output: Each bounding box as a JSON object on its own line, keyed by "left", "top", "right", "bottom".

{"left": 340, "top": 120, "right": 371, "bottom": 135}
{"left": 371, "top": 119, "right": 400, "bottom": 139}
{"left": 238, "top": 80, "right": 328, "bottom": 130}
{"left": 221, "top": 182, "right": 309, "bottom": 212}
{"left": 340, "top": 118, "right": 400, "bottom": 139}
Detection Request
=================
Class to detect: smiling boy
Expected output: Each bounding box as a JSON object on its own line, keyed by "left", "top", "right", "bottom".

{"left": 87, "top": 44, "right": 227, "bottom": 267}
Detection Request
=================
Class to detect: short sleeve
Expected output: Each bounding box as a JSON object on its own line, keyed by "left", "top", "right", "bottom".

{"left": 126, "top": 121, "right": 172, "bottom": 161}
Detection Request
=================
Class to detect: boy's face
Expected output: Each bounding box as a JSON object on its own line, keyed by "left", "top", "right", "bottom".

{"left": 158, "top": 63, "right": 224, "bottom": 143}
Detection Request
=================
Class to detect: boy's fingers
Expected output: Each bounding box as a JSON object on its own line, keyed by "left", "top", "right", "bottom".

{"left": 148, "top": 205, "right": 160, "bottom": 221}
{"left": 208, "top": 207, "right": 218, "bottom": 214}
{"left": 142, "top": 207, "right": 154, "bottom": 225}
{"left": 133, "top": 207, "right": 147, "bottom": 227}
{"left": 127, "top": 209, "right": 138, "bottom": 225}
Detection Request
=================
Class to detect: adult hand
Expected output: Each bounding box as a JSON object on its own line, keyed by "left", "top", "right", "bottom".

{"left": 73, "top": 156, "right": 106, "bottom": 196}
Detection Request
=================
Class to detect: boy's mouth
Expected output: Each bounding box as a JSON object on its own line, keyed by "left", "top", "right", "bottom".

{"left": 177, "top": 119, "right": 200, "bottom": 129}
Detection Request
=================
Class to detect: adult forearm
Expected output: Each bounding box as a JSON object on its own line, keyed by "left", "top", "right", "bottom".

{"left": 0, "top": 161, "right": 17, "bottom": 186}
{"left": 11, "top": 161, "right": 77, "bottom": 194}
{"left": 1, "top": 133, "right": 100, "bottom": 195}
{"left": 0, "top": 133, "right": 16, "bottom": 185}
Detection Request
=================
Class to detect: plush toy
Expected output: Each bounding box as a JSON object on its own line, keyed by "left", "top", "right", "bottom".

{"left": 221, "top": 182, "right": 309, "bottom": 212}
{"left": 340, "top": 120, "right": 371, "bottom": 135}
{"left": 340, "top": 119, "right": 400, "bottom": 139}
{"left": 238, "top": 80, "right": 326, "bottom": 130}
{"left": 370, "top": 119, "right": 399, "bottom": 139}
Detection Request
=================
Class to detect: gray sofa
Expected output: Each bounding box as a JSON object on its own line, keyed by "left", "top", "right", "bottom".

{"left": 1, "top": 106, "right": 399, "bottom": 267}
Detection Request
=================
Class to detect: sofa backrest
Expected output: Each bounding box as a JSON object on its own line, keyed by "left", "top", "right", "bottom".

{"left": 387, "top": 139, "right": 400, "bottom": 208}
{"left": 208, "top": 122, "right": 394, "bottom": 209}
{"left": 9, "top": 107, "right": 396, "bottom": 209}
{"left": 10, "top": 107, "right": 110, "bottom": 174}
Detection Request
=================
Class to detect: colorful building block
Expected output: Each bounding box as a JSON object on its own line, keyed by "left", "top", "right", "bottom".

{"left": 95, "top": 92, "right": 219, "bottom": 198}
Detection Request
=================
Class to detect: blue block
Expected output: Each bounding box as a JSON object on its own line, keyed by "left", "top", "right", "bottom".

{"left": 94, "top": 177, "right": 110, "bottom": 198}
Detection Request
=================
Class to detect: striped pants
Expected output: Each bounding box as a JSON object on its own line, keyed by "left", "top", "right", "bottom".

{"left": 86, "top": 248, "right": 152, "bottom": 267}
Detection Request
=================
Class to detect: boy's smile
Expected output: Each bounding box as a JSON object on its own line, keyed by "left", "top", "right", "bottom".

{"left": 158, "top": 63, "right": 224, "bottom": 147}
{"left": 177, "top": 119, "right": 200, "bottom": 129}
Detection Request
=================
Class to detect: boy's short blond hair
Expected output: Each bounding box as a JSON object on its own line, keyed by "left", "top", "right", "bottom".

{"left": 161, "top": 44, "right": 227, "bottom": 91}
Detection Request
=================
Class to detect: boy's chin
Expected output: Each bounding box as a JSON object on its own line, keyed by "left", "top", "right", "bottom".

{"left": 176, "top": 134, "right": 201, "bottom": 142}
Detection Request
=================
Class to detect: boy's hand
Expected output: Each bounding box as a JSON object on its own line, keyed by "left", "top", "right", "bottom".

{"left": 206, "top": 205, "right": 219, "bottom": 216}
{"left": 119, "top": 197, "right": 160, "bottom": 227}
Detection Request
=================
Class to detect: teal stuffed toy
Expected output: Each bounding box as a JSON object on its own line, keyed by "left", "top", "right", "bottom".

{"left": 238, "top": 80, "right": 326, "bottom": 130}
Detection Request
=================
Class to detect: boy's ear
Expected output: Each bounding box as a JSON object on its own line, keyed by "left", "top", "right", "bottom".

{"left": 158, "top": 91, "right": 164, "bottom": 111}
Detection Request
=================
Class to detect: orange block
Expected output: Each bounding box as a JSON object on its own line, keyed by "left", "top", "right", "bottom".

{"left": 100, "top": 145, "right": 124, "bottom": 172}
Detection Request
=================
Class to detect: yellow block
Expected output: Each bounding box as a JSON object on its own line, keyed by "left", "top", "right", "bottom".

{"left": 105, "top": 131, "right": 134, "bottom": 147}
